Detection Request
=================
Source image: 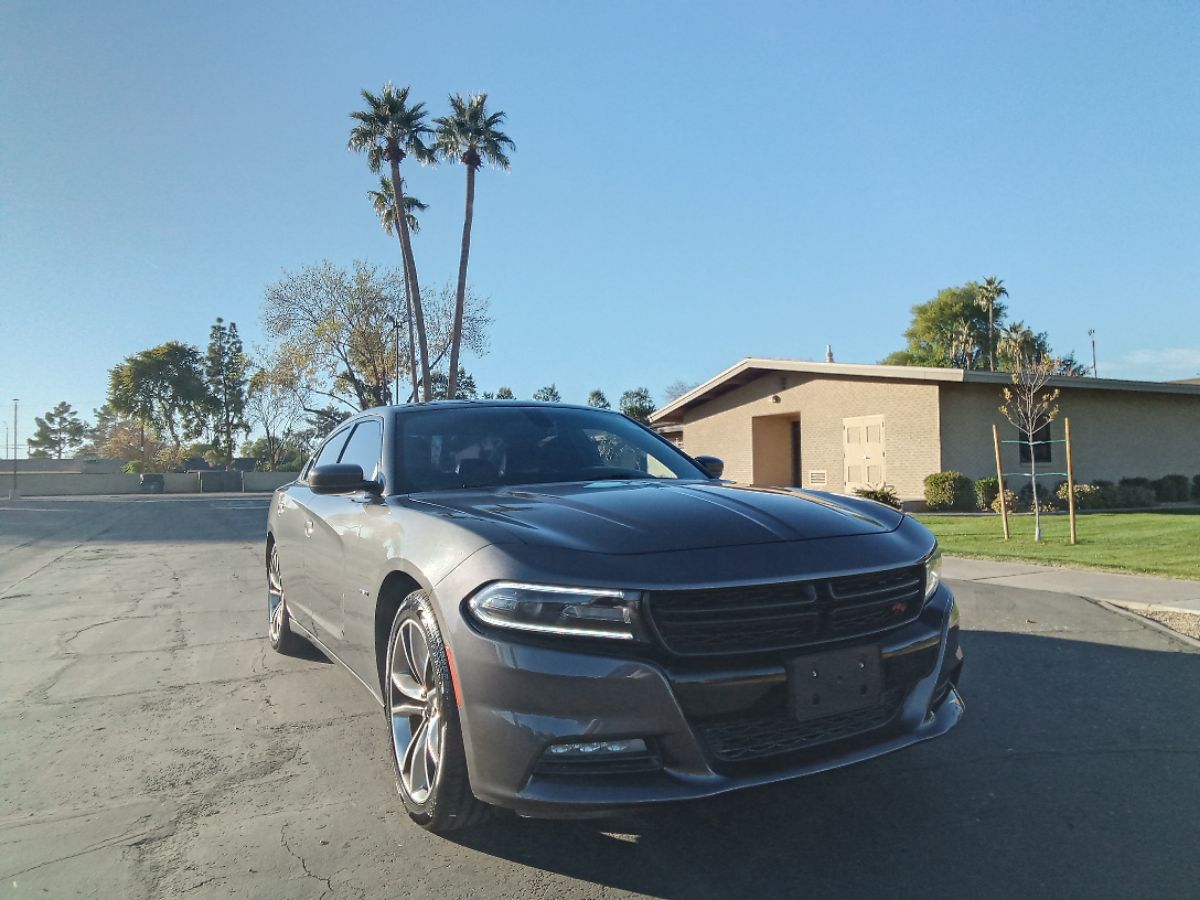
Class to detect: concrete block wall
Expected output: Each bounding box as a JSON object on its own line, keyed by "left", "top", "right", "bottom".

{"left": 243, "top": 472, "right": 298, "bottom": 492}
{"left": 939, "top": 383, "right": 1200, "bottom": 485}
{"left": 0, "top": 471, "right": 300, "bottom": 497}
{"left": 679, "top": 373, "right": 942, "bottom": 502}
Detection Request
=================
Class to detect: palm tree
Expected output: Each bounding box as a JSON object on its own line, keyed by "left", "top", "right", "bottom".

{"left": 349, "top": 84, "right": 435, "bottom": 400}
{"left": 975, "top": 276, "right": 1008, "bottom": 372}
{"left": 368, "top": 176, "right": 428, "bottom": 235}
{"left": 434, "top": 93, "right": 514, "bottom": 399}
{"left": 368, "top": 177, "right": 428, "bottom": 403}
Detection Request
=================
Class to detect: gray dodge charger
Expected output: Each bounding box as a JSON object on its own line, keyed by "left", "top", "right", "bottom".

{"left": 267, "top": 401, "right": 964, "bottom": 832}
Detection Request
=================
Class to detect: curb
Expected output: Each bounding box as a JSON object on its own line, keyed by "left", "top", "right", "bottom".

{"left": 1101, "top": 598, "right": 1200, "bottom": 617}
{"left": 1095, "top": 600, "right": 1200, "bottom": 651}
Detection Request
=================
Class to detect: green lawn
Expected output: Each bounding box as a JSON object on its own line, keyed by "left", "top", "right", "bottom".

{"left": 915, "top": 509, "right": 1200, "bottom": 580}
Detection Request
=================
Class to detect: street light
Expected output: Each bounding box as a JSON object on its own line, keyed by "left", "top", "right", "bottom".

{"left": 10, "top": 398, "right": 18, "bottom": 500}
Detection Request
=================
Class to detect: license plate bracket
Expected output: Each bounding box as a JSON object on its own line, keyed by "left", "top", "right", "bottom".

{"left": 787, "top": 645, "right": 883, "bottom": 721}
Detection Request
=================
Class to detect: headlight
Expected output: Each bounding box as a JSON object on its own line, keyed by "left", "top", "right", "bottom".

{"left": 466, "top": 582, "right": 646, "bottom": 641}
{"left": 925, "top": 547, "right": 943, "bottom": 600}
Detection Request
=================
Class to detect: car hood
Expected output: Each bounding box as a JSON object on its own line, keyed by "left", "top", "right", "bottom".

{"left": 408, "top": 480, "right": 903, "bottom": 555}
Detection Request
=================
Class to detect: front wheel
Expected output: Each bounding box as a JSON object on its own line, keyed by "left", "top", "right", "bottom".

{"left": 385, "top": 591, "right": 491, "bottom": 832}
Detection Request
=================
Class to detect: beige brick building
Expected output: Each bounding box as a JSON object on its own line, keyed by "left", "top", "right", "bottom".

{"left": 650, "top": 359, "right": 1200, "bottom": 504}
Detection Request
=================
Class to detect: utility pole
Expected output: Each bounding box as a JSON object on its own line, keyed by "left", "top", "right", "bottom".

{"left": 1088, "top": 328, "right": 1098, "bottom": 377}
{"left": 386, "top": 315, "right": 401, "bottom": 404}
{"left": 9, "top": 398, "right": 18, "bottom": 500}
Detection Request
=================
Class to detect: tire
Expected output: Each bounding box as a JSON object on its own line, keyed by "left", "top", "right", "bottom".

{"left": 385, "top": 590, "right": 491, "bottom": 832}
{"left": 267, "top": 542, "right": 306, "bottom": 655}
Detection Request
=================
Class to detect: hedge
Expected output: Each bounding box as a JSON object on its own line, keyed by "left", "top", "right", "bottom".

{"left": 924, "top": 471, "right": 975, "bottom": 511}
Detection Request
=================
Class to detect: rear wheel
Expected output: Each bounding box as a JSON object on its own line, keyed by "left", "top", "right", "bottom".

{"left": 385, "top": 591, "right": 491, "bottom": 832}
{"left": 267, "top": 543, "right": 305, "bottom": 654}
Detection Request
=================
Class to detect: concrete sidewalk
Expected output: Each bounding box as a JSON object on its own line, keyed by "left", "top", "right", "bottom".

{"left": 944, "top": 556, "right": 1200, "bottom": 615}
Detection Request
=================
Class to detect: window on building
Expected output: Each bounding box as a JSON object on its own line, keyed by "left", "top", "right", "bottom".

{"left": 1018, "top": 419, "right": 1052, "bottom": 463}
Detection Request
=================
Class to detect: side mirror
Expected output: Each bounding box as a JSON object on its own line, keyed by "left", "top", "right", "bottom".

{"left": 694, "top": 455, "right": 724, "bottom": 479}
{"left": 310, "top": 464, "right": 381, "bottom": 495}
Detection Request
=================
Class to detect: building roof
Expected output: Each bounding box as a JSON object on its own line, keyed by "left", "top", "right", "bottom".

{"left": 650, "top": 357, "right": 1200, "bottom": 424}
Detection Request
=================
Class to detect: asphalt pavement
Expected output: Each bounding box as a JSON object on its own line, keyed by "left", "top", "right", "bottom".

{"left": 1, "top": 496, "right": 1198, "bottom": 899}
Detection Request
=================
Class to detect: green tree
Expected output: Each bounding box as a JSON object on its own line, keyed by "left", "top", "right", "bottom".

{"left": 975, "top": 276, "right": 1008, "bottom": 372}
{"left": 27, "top": 402, "right": 85, "bottom": 459}
{"left": 431, "top": 368, "right": 478, "bottom": 400}
{"left": 367, "top": 176, "right": 427, "bottom": 403}
{"left": 882, "top": 283, "right": 997, "bottom": 369}
{"left": 434, "top": 93, "right": 515, "bottom": 400}
{"left": 108, "top": 341, "right": 209, "bottom": 464}
{"left": 495, "top": 386, "right": 515, "bottom": 400}
{"left": 349, "top": 83, "right": 435, "bottom": 400}
{"left": 619, "top": 387, "right": 656, "bottom": 423}
{"left": 533, "top": 384, "right": 561, "bottom": 402}
{"left": 205, "top": 318, "right": 249, "bottom": 468}
{"left": 241, "top": 435, "right": 305, "bottom": 472}
{"left": 586, "top": 389, "right": 610, "bottom": 409}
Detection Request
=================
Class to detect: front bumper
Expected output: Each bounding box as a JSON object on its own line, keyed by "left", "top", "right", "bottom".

{"left": 447, "top": 585, "right": 964, "bottom": 817}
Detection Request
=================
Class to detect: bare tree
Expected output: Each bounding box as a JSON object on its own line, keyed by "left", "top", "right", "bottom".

{"left": 999, "top": 353, "right": 1062, "bottom": 541}
{"left": 261, "top": 262, "right": 491, "bottom": 414}
{"left": 245, "top": 361, "right": 305, "bottom": 471}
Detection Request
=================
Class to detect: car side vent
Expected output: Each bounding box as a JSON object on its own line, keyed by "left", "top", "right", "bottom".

{"left": 808, "top": 470, "right": 827, "bottom": 486}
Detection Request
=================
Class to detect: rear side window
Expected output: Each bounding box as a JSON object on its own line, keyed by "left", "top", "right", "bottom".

{"left": 339, "top": 419, "right": 383, "bottom": 481}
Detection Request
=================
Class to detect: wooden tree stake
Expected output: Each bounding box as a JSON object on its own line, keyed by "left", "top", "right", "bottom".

{"left": 993, "top": 423, "right": 1009, "bottom": 540}
{"left": 1065, "top": 417, "right": 1077, "bottom": 545}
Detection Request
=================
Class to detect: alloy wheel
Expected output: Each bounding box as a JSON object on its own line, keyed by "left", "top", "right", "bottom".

{"left": 389, "top": 619, "right": 443, "bottom": 804}
{"left": 268, "top": 547, "right": 285, "bottom": 642}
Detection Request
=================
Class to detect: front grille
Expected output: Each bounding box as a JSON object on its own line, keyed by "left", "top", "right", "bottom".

{"left": 646, "top": 565, "right": 925, "bottom": 656}
{"left": 699, "top": 688, "right": 906, "bottom": 763}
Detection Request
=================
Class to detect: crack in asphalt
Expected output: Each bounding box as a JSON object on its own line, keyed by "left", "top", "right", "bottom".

{"left": 0, "top": 813, "right": 173, "bottom": 882}
{"left": 280, "top": 822, "right": 334, "bottom": 899}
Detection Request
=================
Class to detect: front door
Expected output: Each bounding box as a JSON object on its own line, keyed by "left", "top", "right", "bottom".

{"left": 306, "top": 417, "right": 384, "bottom": 645}
{"left": 843, "top": 415, "right": 886, "bottom": 491}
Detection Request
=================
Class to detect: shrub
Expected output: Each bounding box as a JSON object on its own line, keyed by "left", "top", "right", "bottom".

{"left": 1193, "top": 474, "right": 1200, "bottom": 501}
{"left": 1152, "top": 474, "right": 1190, "bottom": 503}
{"left": 1019, "top": 481, "right": 1060, "bottom": 512}
{"left": 1116, "top": 484, "right": 1157, "bottom": 508}
{"left": 1119, "top": 476, "right": 1152, "bottom": 490}
{"left": 991, "top": 489, "right": 1023, "bottom": 514}
{"left": 974, "top": 477, "right": 1000, "bottom": 512}
{"left": 853, "top": 485, "right": 902, "bottom": 510}
{"left": 1089, "top": 481, "right": 1121, "bottom": 509}
{"left": 1022, "top": 482, "right": 1060, "bottom": 511}
{"left": 122, "top": 460, "right": 145, "bottom": 474}
{"left": 1056, "top": 482, "right": 1105, "bottom": 510}
{"left": 924, "top": 471, "right": 975, "bottom": 511}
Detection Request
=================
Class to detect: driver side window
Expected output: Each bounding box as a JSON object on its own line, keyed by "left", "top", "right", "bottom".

{"left": 310, "top": 428, "right": 350, "bottom": 474}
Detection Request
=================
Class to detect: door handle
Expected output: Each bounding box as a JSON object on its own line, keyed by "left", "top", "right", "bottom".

{"left": 304, "top": 519, "right": 314, "bottom": 538}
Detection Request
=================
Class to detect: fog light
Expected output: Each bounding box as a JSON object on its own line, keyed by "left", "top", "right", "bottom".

{"left": 548, "top": 738, "right": 648, "bottom": 756}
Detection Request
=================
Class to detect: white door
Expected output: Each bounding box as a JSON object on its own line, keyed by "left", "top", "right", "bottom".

{"left": 843, "top": 415, "right": 886, "bottom": 490}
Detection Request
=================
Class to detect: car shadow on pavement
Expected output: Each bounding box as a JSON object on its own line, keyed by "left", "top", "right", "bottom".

{"left": 450, "top": 631, "right": 1200, "bottom": 899}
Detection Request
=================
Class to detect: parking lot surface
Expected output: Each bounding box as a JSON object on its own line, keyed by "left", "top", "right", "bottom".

{"left": 2, "top": 496, "right": 1198, "bottom": 899}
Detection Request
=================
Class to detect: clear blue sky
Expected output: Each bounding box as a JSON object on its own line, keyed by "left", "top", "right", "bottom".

{"left": 2, "top": 1, "right": 1197, "bottom": 451}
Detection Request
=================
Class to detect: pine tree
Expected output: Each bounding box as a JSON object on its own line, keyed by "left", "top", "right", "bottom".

{"left": 28, "top": 402, "right": 86, "bottom": 459}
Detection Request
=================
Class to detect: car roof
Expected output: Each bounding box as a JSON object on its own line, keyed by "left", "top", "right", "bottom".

{"left": 354, "top": 400, "right": 621, "bottom": 418}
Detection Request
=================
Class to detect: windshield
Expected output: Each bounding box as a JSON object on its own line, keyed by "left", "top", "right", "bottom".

{"left": 394, "top": 405, "right": 706, "bottom": 493}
